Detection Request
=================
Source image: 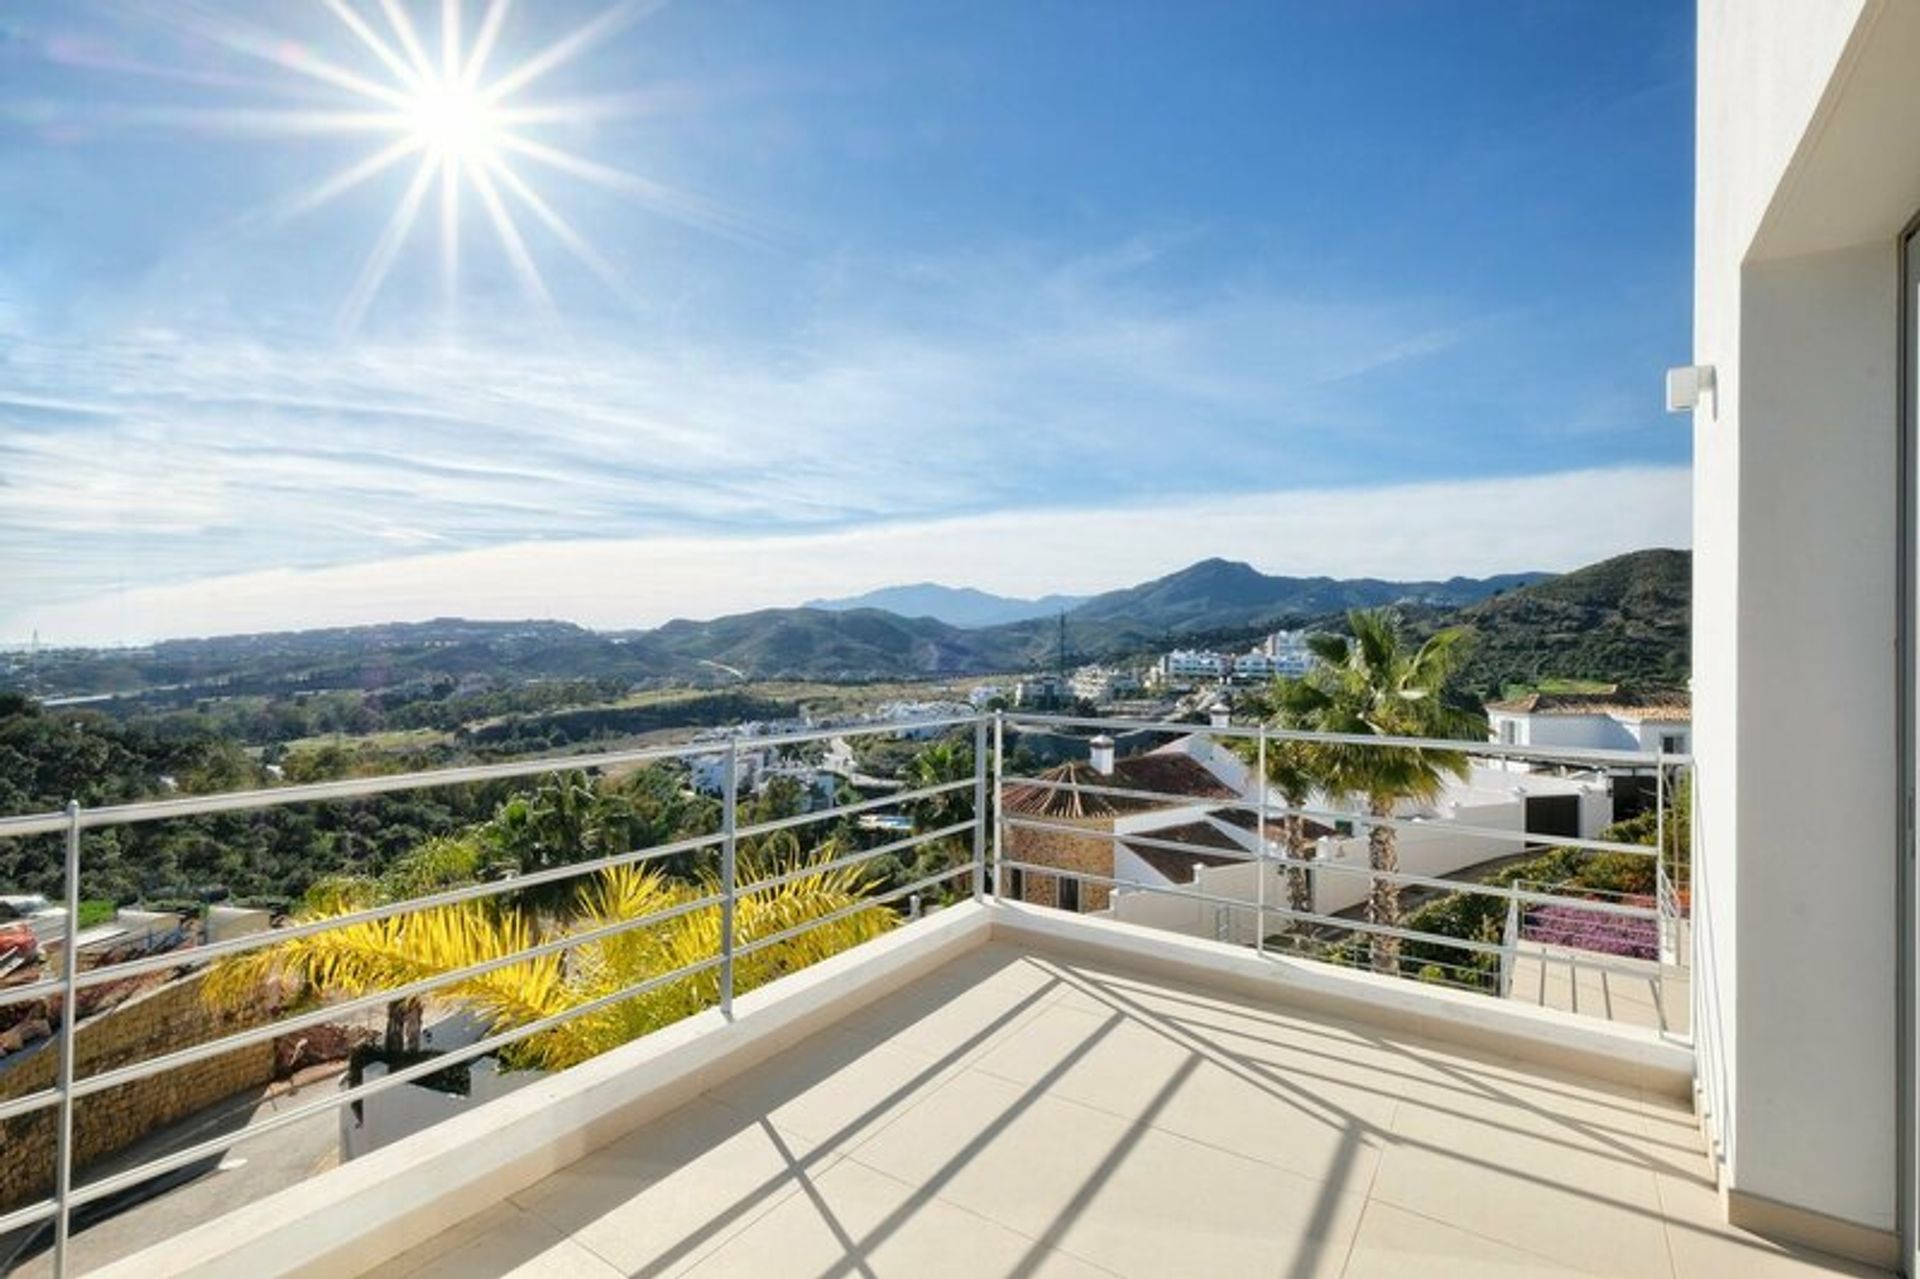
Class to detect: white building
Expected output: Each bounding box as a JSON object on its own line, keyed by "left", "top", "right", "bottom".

{"left": 1067, "top": 664, "right": 1142, "bottom": 703}
{"left": 1149, "top": 649, "right": 1226, "bottom": 690}
{"left": 1486, "top": 691, "right": 1691, "bottom": 757}
{"left": 966, "top": 684, "right": 1005, "bottom": 709}
{"left": 1227, "top": 649, "right": 1280, "bottom": 681}
{"left": 1260, "top": 629, "right": 1318, "bottom": 676}
{"left": 687, "top": 748, "right": 764, "bottom": 796}
{"left": 1012, "top": 674, "right": 1064, "bottom": 707}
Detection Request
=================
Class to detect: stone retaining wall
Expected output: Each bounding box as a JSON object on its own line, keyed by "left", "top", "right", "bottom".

{"left": 0, "top": 970, "right": 276, "bottom": 1214}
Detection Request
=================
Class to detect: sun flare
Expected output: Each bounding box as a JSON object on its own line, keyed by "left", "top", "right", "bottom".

{"left": 167, "top": 0, "right": 752, "bottom": 330}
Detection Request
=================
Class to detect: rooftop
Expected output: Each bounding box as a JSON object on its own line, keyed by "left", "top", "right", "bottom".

{"left": 1485, "top": 690, "right": 1692, "bottom": 722}
{"left": 353, "top": 931, "right": 1855, "bottom": 1279}
{"left": 1000, "top": 753, "right": 1235, "bottom": 820}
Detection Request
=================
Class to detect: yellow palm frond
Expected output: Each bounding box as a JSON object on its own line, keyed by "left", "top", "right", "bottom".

{"left": 208, "top": 852, "right": 900, "bottom": 1075}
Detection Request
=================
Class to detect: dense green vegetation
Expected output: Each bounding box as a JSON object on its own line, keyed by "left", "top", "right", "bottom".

{"left": 0, "top": 690, "right": 977, "bottom": 918}
{"left": 1424, "top": 549, "right": 1690, "bottom": 698}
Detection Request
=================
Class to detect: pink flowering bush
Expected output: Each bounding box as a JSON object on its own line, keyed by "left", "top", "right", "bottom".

{"left": 1522, "top": 901, "right": 1658, "bottom": 959}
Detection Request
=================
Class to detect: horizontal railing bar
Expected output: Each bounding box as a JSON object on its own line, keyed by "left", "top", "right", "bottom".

{"left": 76, "top": 854, "right": 969, "bottom": 1121}
{"left": 1005, "top": 815, "right": 1661, "bottom": 921}
{"left": 0, "top": 975, "right": 62, "bottom": 1011}
{"left": 71, "top": 831, "right": 728, "bottom": 991}
{"left": 734, "top": 821, "right": 976, "bottom": 898}
{"left": 731, "top": 778, "right": 973, "bottom": 842}
{"left": 67, "top": 889, "right": 728, "bottom": 1103}
{"left": 0, "top": 1083, "right": 60, "bottom": 1124}
{"left": 733, "top": 866, "right": 971, "bottom": 962}
{"left": 0, "top": 1195, "right": 56, "bottom": 1237}
{"left": 1026, "top": 860, "right": 1669, "bottom": 979}
{"left": 0, "top": 716, "right": 979, "bottom": 839}
{"left": 67, "top": 950, "right": 731, "bottom": 1208}
{"left": 68, "top": 864, "right": 963, "bottom": 1208}
{"left": 0, "top": 711, "right": 1689, "bottom": 839}
{"left": 728, "top": 714, "right": 978, "bottom": 752}
{"left": 1007, "top": 711, "right": 1692, "bottom": 768}
{"left": 1001, "top": 859, "right": 1506, "bottom": 958}
{"left": 1003, "top": 773, "right": 1659, "bottom": 857}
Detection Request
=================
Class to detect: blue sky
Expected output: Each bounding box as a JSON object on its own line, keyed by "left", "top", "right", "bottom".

{"left": 0, "top": 1, "right": 1693, "bottom": 643}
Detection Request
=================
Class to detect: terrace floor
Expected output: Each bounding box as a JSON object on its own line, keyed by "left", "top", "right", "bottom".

{"left": 1507, "top": 941, "right": 1690, "bottom": 1034}
{"left": 367, "top": 942, "right": 1879, "bottom": 1279}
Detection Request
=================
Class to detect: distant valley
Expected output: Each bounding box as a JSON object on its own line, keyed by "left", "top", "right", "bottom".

{"left": 2, "top": 550, "right": 1686, "bottom": 702}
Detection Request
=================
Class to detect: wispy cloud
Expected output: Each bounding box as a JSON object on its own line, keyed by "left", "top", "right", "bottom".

{"left": 11, "top": 465, "right": 1689, "bottom": 644}
{"left": 1, "top": 242, "right": 1485, "bottom": 627}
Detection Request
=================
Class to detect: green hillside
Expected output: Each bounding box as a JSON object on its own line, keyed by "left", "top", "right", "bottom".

{"left": 1435, "top": 548, "right": 1690, "bottom": 698}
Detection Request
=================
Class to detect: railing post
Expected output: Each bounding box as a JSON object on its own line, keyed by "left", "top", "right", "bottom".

{"left": 1500, "top": 893, "right": 1520, "bottom": 998}
{"left": 1255, "top": 724, "right": 1268, "bottom": 955}
{"left": 971, "top": 714, "right": 988, "bottom": 901}
{"left": 719, "top": 740, "right": 737, "bottom": 1018}
{"left": 53, "top": 799, "right": 81, "bottom": 1279}
{"left": 1654, "top": 754, "right": 1671, "bottom": 964}
{"left": 990, "top": 710, "right": 1005, "bottom": 898}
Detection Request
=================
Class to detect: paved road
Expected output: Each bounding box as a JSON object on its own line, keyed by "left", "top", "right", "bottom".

{"left": 5, "top": 1071, "right": 344, "bottom": 1277}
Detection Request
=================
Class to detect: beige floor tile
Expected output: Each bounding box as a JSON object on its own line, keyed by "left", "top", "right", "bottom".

{"left": 845, "top": 1070, "right": 1364, "bottom": 1278}
{"left": 364, "top": 1200, "right": 624, "bottom": 1279}
{"left": 967, "top": 1002, "right": 1204, "bottom": 1118}
{"left": 346, "top": 941, "right": 1765, "bottom": 1279}
{"left": 1371, "top": 1097, "right": 1675, "bottom": 1278}
{"left": 837, "top": 961, "right": 1060, "bottom": 1064}
{"left": 1139, "top": 1055, "right": 1390, "bottom": 1190}
{"left": 682, "top": 1156, "right": 1116, "bottom": 1278}
{"left": 967, "top": 1001, "right": 1391, "bottom": 1188}
{"left": 703, "top": 1026, "right": 956, "bottom": 1151}
{"left": 511, "top": 1097, "right": 835, "bottom": 1278}
{"left": 1341, "top": 1201, "right": 1594, "bottom": 1277}
{"left": 1655, "top": 1171, "right": 1889, "bottom": 1278}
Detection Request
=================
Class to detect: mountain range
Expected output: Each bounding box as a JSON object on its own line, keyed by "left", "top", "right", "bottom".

{"left": 803, "top": 583, "right": 1089, "bottom": 627}
{"left": 5, "top": 551, "right": 1687, "bottom": 698}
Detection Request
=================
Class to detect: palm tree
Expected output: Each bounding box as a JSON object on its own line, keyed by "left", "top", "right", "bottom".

{"left": 1255, "top": 736, "right": 1329, "bottom": 937}
{"left": 900, "top": 738, "right": 977, "bottom": 897}
{"left": 1274, "top": 609, "right": 1478, "bottom": 975}
{"left": 293, "top": 833, "right": 492, "bottom": 1055}
{"left": 204, "top": 851, "right": 893, "bottom": 1072}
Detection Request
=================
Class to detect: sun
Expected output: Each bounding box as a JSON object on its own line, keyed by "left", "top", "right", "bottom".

{"left": 405, "top": 80, "right": 503, "bottom": 164}
{"left": 174, "top": 0, "right": 755, "bottom": 331}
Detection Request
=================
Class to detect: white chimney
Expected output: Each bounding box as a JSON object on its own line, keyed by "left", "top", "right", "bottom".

{"left": 1209, "top": 703, "right": 1231, "bottom": 729}
{"left": 1088, "top": 735, "right": 1116, "bottom": 775}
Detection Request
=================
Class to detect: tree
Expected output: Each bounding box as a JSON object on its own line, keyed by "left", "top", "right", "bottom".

{"left": 1274, "top": 609, "right": 1479, "bottom": 974}
{"left": 290, "top": 833, "right": 493, "bottom": 1054}
{"left": 1247, "top": 736, "right": 1329, "bottom": 936}
{"left": 204, "top": 850, "right": 894, "bottom": 1072}
{"left": 901, "top": 738, "right": 977, "bottom": 898}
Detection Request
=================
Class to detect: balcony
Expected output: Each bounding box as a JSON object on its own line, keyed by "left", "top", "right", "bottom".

{"left": 0, "top": 713, "right": 1870, "bottom": 1276}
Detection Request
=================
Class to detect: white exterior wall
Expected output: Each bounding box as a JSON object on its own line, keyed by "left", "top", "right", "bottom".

{"left": 1308, "top": 801, "right": 1528, "bottom": 916}
{"left": 1694, "top": 0, "right": 1915, "bottom": 1250}
{"left": 1488, "top": 711, "right": 1642, "bottom": 752}
{"left": 1629, "top": 720, "right": 1691, "bottom": 756}
{"left": 340, "top": 1057, "right": 538, "bottom": 1161}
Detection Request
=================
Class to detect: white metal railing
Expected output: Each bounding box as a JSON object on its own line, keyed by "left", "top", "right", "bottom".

{"left": 0, "top": 716, "right": 982, "bottom": 1274}
{"left": 0, "top": 707, "right": 1692, "bottom": 1275}
{"left": 996, "top": 711, "right": 1687, "bottom": 1002}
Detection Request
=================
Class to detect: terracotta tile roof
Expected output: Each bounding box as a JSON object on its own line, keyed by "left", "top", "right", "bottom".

{"left": 1485, "top": 690, "right": 1690, "bottom": 722}
{"left": 1001, "top": 753, "right": 1237, "bottom": 819}
{"left": 1121, "top": 818, "right": 1245, "bottom": 882}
